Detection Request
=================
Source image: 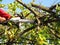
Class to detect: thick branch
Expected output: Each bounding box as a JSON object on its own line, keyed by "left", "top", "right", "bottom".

{"left": 31, "top": 3, "right": 56, "bottom": 14}
{"left": 10, "top": 18, "right": 34, "bottom": 23}
{"left": 49, "top": 3, "right": 60, "bottom": 10}
{"left": 20, "top": 24, "right": 38, "bottom": 36}
{"left": 16, "top": 0, "right": 38, "bottom": 17}
{"left": 49, "top": 2, "right": 60, "bottom": 10}
{"left": 19, "top": 16, "right": 60, "bottom": 36}
{"left": 49, "top": 5, "right": 56, "bottom": 10}
{"left": 43, "top": 16, "right": 60, "bottom": 25}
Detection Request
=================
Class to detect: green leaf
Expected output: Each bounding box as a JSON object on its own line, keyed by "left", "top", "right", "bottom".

{"left": 0, "top": 0, "right": 2, "bottom": 2}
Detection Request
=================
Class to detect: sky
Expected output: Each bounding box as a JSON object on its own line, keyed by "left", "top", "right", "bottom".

{"left": 1, "top": 0, "right": 60, "bottom": 7}
{"left": 1, "top": 0, "right": 60, "bottom": 13}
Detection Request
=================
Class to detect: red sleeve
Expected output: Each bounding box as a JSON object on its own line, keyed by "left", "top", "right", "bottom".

{"left": 0, "top": 8, "right": 11, "bottom": 20}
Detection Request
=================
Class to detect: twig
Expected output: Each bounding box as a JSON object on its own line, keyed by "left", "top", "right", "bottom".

{"left": 25, "top": 12, "right": 31, "bottom": 17}
{"left": 47, "top": 23, "right": 60, "bottom": 39}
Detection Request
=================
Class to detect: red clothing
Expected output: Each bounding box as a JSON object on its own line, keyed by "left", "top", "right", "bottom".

{"left": 0, "top": 8, "right": 11, "bottom": 20}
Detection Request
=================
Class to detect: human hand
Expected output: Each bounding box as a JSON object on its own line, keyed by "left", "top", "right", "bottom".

{"left": 0, "top": 17, "right": 6, "bottom": 23}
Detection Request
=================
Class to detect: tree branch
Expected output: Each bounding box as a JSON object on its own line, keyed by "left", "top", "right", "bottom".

{"left": 31, "top": 3, "right": 56, "bottom": 14}
{"left": 20, "top": 24, "right": 38, "bottom": 36}
{"left": 16, "top": 0, "right": 38, "bottom": 17}
{"left": 10, "top": 18, "right": 34, "bottom": 23}
{"left": 49, "top": 5, "right": 56, "bottom": 10}
{"left": 47, "top": 24, "right": 60, "bottom": 39}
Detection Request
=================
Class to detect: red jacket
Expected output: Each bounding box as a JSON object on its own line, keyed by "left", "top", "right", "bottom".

{"left": 0, "top": 8, "right": 11, "bottom": 20}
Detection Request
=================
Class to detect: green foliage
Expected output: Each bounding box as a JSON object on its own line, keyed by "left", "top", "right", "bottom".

{"left": 0, "top": 0, "right": 60, "bottom": 45}
{"left": 0, "top": 4, "right": 5, "bottom": 8}
{"left": 0, "top": 0, "right": 2, "bottom": 2}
